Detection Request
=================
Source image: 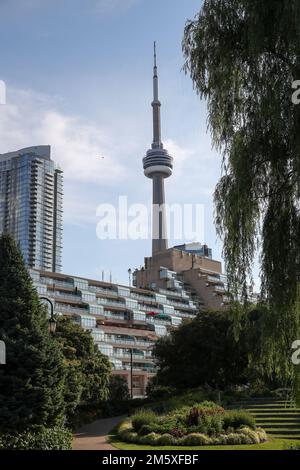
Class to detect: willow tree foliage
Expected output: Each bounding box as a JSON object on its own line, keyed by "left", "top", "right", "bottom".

{"left": 183, "top": 0, "right": 300, "bottom": 383}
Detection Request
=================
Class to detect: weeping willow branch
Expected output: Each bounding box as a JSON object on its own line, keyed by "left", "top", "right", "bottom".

{"left": 183, "top": 0, "right": 300, "bottom": 384}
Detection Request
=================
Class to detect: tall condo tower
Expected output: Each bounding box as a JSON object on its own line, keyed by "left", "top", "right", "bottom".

{"left": 143, "top": 43, "right": 173, "bottom": 255}
{"left": 0, "top": 146, "right": 63, "bottom": 272}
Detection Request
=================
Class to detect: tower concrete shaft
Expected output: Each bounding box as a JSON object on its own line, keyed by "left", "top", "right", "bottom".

{"left": 143, "top": 43, "right": 173, "bottom": 257}
{"left": 152, "top": 174, "right": 168, "bottom": 254}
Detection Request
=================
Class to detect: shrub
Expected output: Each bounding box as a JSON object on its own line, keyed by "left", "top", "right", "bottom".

{"left": 121, "top": 431, "right": 139, "bottom": 443}
{"left": 169, "top": 427, "right": 186, "bottom": 439}
{"left": 223, "top": 411, "right": 256, "bottom": 430}
{"left": 139, "top": 424, "right": 155, "bottom": 436}
{"left": 146, "top": 384, "right": 176, "bottom": 400}
{"left": 108, "top": 375, "right": 130, "bottom": 402}
{"left": 0, "top": 427, "right": 72, "bottom": 450}
{"left": 225, "top": 433, "right": 242, "bottom": 445}
{"left": 212, "top": 434, "right": 227, "bottom": 445}
{"left": 187, "top": 407, "right": 224, "bottom": 435}
{"left": 139, "top": 432, "right": 160, "bottom": 446}
{"left": 256, "top": 428, "right": 267, "bottom": 443}
{"left": 239, "top": 435, "right": 255, "bottom": 445}
{"left": 186, "top": 403, "right": 225, "bottom": 427}
{"left": 132, "top": 409, "right": 157, "bottom": 432}
{"left": 156, "top": 433, "right": 176, "bottom": 446}
{"left": 239, "top": 427, "right": 260, "bottom": 444}
{"left": 117, "top": 419, "right": 133, "bottom": 439}
{"left": 181, "top": 433, "right": 212, "bottom": 446}
{"left": 197, "top": 400, "right": 220, "bottom": 408}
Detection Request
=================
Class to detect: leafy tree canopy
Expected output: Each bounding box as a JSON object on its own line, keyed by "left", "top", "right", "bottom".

{"left": 108, "top": 375, "right": 130, "bottom": 402}
{"left": 153, "top": 308, "right": 287, "bottom": 392}
{"left": 183, "top": 0, "right": 300, "bottom": 380}
{"left": 55, "top": 317, "right": 111, "bottom": 416}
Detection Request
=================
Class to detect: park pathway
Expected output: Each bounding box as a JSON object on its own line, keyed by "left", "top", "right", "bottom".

{"left": 73, "top": 415, "right": 125, "bottom": 450}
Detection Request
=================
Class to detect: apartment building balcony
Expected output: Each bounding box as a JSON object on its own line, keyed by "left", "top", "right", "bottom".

{"left": 102, "top": 337, "right": 154, "bottom": 349}
{"left": 41, "top": 278, "right": 74, "bottom": 290}
{"left": 54, "top": 303, "right": 90, "bottom": 316}
{"left": 138, "top": 305, "right": 162, "bottom": 314}
{"left": 131, "top": 293, "right": 156, "bottom": 303}
{"left": 215, "top": 285, "right": 225, "bottom": 293}
{"left": 89, "top": 285, "right": 119, "bottom": 297}
{"left": 174, "top": 310, "right": 197, "bottom": 319}
{"left": 146, "top": 316, "right": 171, "bottom": 326}
{"left": 205, "top": 274, "right": 223, "bottom": 285}
{"left": 122, "top": 365, "right": 157, "bottom": 374}
{"left": 97, "top": 298, "right": 126, "bottom": 308}
{"left": 102, "top": 311, "right": 128, "bottom": 322}
{"left": 113, "top": 351, "right": 153, "bottom": 361}
{"left": 50, "top": 291, "right": 83, "bottom": 303}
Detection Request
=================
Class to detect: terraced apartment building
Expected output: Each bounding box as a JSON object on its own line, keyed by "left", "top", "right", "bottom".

{"left": 30, "top": 268, "right": 200, "bottom": 397}
{"left": 134, "top": 244, "right": 228, "bottom": 310}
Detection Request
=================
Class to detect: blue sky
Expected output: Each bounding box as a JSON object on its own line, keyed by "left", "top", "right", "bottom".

{"left": 0, "top": 0, "right": 228, "bottom": 285}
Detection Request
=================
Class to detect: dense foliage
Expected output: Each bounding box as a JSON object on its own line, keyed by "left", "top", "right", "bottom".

{"left": 152, "top": 310, "right": 249, "bottom": 390}
{"left": 0, "top": 426, "right": 72, "bottom": 450}
{"left": 108, "top": 375, "right": 130, "bottom": 402}
{"left": 183, "top": 0, "right": 300, "bottom": 384}
{"left": 55, "top": 317, "right": 111, "bottom": 422}
{"left": 0, "top": 234, "right": 66, "bottom": 433}
{"left": 117, "top": 402, "right": 267, "bottom": 447}
{"left": 0, "top": 234, "right": 112, "bottom": 439}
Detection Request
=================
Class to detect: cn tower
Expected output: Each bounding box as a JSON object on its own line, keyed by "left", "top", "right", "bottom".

{"left": 143, "top": 42, "right": 173, "bottom": 256}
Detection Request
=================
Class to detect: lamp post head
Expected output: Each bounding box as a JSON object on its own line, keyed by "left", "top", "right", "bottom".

{"left": 48, "top": 317, "right": 57, "bottom": 334}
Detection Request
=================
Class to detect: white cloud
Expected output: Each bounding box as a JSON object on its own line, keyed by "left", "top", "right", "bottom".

{"left": 0, "top": 87, "right": 126, "bottom": 184}
{"left": 164, "top": 138, "right": 193, "bottom": 166}
{"left": 63, "top": 197, "right": 97, "bottom": 226}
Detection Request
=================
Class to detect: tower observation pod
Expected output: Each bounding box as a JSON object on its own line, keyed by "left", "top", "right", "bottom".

{"left": 143, "top": 42, "right": 173, "bottom": 256}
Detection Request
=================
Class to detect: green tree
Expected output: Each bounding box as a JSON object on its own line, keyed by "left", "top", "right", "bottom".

{"left": 108, "top": 375, "right": 130, "bottom": 402}
{"left": 0, "top": 234, "right": 66, "bottom": 433}
{"left": 55, "top": 317, "right": 111, "bottom": 413}
{"left": 183, "top": 0, "right": 300, "bottom": 381}
{"left": 152, "top": 310, "right": 249, "bottom": 390}
{"left": 152, "top": 308, "right": 286, "bottom": 392}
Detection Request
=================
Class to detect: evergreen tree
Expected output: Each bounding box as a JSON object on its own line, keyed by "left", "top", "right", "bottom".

{"left": 55, "top": 317, "right": 111, "bottom": 416}
{"left": 0, "top": 234, "right": 66, "bottom": 433}
{"left": 108, "top": 375, "right": 130, "bottom": 402}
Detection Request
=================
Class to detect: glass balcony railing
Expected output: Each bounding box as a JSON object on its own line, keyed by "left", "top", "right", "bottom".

{"left": 103, "top": 337, "right": 154, "bottom": 347}
{"left": 146, "top": 317, "right": 170, "bottom": 326}
{"left": 54, "top": 303, "right": 90, "bottom": 315}
{"left": 41, "top": 278, "right": 74, "bottom": 289}
{"left": 51, "top": 291, "right": 82, "bottom": 302}
{"left": 103, "top": 312, "right": 126, "bottom": 321}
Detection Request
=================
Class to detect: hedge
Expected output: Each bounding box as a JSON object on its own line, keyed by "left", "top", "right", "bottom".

{"left": 0, "top": 426, "right": 73, "bottom": 450}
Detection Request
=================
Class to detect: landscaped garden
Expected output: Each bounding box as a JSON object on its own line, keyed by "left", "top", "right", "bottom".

{"left": 115, "top": 401, "right": 267, "bottom": 448}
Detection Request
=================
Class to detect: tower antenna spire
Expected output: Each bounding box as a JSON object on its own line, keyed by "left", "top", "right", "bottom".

{"left": 152, "top": 41, "right": 162, "bottom": 148}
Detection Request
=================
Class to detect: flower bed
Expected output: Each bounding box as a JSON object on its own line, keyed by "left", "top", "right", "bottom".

{"left": 117, "top": 401, "right": 267, "bottom": 447}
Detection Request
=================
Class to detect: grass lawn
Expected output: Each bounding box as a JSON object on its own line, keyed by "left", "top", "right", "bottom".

{"left": 108, "top": 434, "right": 299, "bottom": 451}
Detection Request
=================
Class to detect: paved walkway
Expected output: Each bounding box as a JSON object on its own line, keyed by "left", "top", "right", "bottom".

{"left": 73, "top": 415, "right": 126, "bottom": 450}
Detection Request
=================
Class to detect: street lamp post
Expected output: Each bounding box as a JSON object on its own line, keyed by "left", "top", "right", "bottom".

{"left": 40, "top": 297, "right": 56, "bottom": 334}
{"left": 130, "top": 348, "right": 133, "bottom": 399}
